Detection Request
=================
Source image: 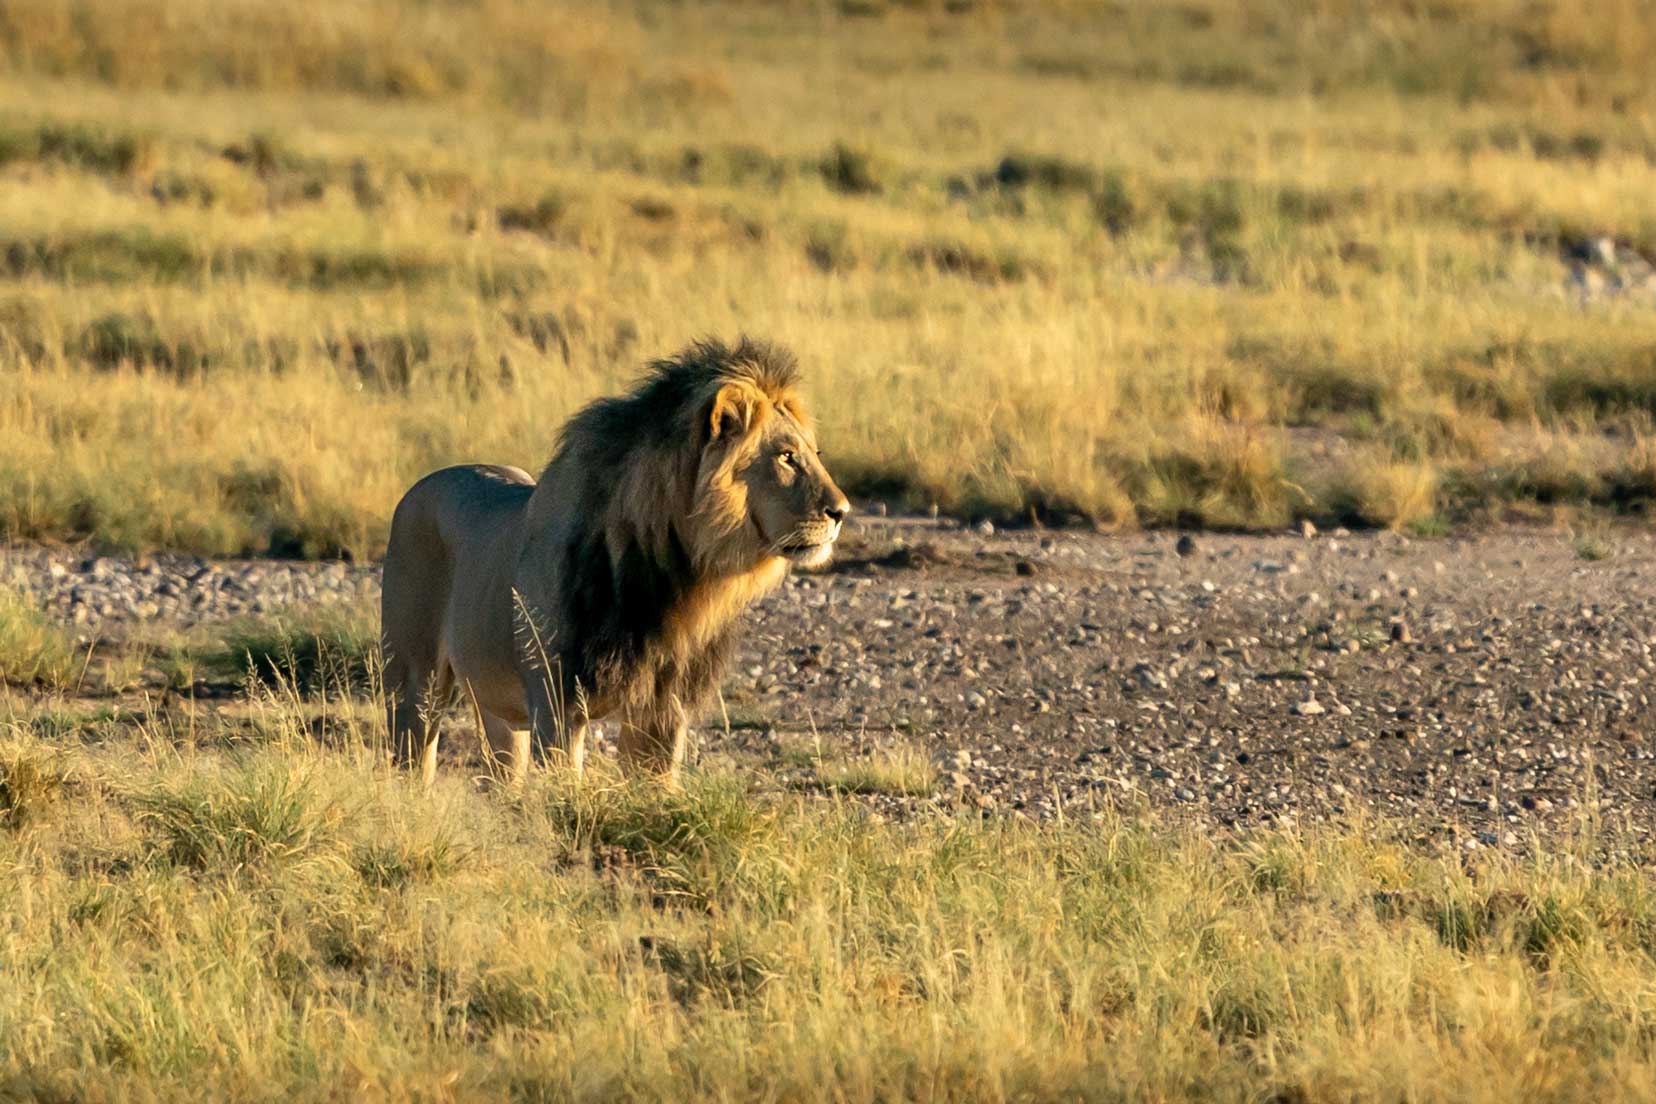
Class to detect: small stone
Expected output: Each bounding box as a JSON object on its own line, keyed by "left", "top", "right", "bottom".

{"left": 1299, "top": 519, "right": 1318, "bottom": 539}
{"left": 965, "top": 691, "right": 988, "bottom": 710}
{"left": 1175, "top": 534, "right": 1197, "bottom": 558}
{"left": 1131, "top": 663, "right": 1166, "bottom": 690}
{"left": 973, "top": 519, "right": 995, "bottom": 537}
{"left": 1294, "top": 697, "right": 1325, "bottom": 717}
{"left": 1390, "top": 620, "right": 1412, "bottom": 643}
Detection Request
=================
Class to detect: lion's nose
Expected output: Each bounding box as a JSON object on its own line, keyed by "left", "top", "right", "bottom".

{"left": 823, "top": 500, "right": 850, "bottom": 525}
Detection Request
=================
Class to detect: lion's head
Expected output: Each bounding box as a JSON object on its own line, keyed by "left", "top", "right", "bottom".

{"left": 521, "top": 336, "right": 848, "bottom": 713}
{"left": 533, "top": 336, "right": 848, "bottom": 596}
{"left": 690, "top": 349, "right": 849, "bottom": 573}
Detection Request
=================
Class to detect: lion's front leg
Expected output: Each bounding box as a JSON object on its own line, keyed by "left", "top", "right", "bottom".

{"left": 617, "top": 697, "right": 688, "bottom": 782}
{"left": 525, "top": 672, "right": 588, "bottom": 775}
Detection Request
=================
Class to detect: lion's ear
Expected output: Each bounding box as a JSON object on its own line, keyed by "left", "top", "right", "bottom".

{"left": 708, "top": 382, "right": 763, "bottom": 443}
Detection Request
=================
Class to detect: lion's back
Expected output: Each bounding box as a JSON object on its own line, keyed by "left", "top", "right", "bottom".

{"left": 381, "top": 465, "right": 536, "bottom": 690}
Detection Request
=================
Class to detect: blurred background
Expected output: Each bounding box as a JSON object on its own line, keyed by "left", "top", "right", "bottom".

{"left": 2, "top": 0, "right": 1654, "bottom": 558}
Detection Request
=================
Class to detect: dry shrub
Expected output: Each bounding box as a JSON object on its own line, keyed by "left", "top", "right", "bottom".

{"left": 1346, "top": 453, "right": 1441, "bottom": 531}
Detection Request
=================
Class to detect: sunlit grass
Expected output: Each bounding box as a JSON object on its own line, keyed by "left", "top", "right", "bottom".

{"left": 0, "top": 587, "right": 79, "bottom": 689}
{"left": 815, "top": 743, "right": 937, "bottom": 797}
{"left": 1, "top": 683, "right": 1655, "bottom": 1099}
{"left": 0, "top": 0, "right": 1655, "bottom": 553}
{"left": 203, "top": 602, "right": 381, "bottom": 693}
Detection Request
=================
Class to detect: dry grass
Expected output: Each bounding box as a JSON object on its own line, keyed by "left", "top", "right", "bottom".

{"left": 202, "top": 602, "right": 381, "bottom": 693}
{"left": 1, "top": 678, "right": 1655, "bottom": 1099}
{"left": 2, "top": 1, "right": 1656, "bottom": 556}
{"left": 0, "top": 586, "right": 78, "bottom": 688}
{"left": 6, "top": 9, "right": 1655, "bottom": 1084}
{"left": 815, "top": 743, "right": 937, "bottom": 797}
{"left": 1345, "top": 455, "right": 1444, "bottom": 533}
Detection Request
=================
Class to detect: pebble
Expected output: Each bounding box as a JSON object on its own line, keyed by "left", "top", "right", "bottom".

{"left": 3, "top": 546, "right": 377, "bottom": 628}
{"left": 6, "top": 518, "right": 1655, "bottom": 844}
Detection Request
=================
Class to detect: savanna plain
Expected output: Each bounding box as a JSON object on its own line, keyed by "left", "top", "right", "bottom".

{"left": 7, "top": 0, "right": 1656, "bottom": 1099}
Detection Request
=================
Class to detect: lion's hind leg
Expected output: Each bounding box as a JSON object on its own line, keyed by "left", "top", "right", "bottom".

{"left": 480, "top": 710, "right": 532, "bottom": 787}
{"left": 389, "top": 662, "right": 453, "bottom": 788}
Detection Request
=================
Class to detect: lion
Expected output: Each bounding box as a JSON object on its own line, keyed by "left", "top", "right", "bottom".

{"left": 380, "top": 337, "right": 850, "bottom": 786}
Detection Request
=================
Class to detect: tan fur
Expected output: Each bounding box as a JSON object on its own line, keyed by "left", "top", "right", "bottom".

{"left": 380, "top": 339, "right": 848, "bottom": 786}
{"left": 666, "top": 557, "right": 790, "bottom": 657}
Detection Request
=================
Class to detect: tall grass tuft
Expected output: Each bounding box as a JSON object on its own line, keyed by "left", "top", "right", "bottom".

{"left": 203, "top": 603, "right": 379, "bottom": 694}
{"left": 135, "top": 760, "right": 336, "bottom": 870}
{"left": 0, "top": 735, "right": 70, "bottom": 830}
{"left": 0, "top": 587, "right": 78, "bottom": 688}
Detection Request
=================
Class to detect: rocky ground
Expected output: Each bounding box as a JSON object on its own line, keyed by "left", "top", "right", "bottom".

{"left": 6, "top": 517, "right": 1656, "bottom": 849}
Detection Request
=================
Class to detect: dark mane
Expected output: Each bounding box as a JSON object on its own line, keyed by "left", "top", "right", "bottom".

{"left": 530, "top": 336, "right": 799, "bottom": 717}
{"left": 552, "top": 336, "right": 799, "bottom": 465}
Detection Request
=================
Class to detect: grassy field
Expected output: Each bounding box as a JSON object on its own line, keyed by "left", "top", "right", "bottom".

{"left": 0, "top": 597, "right": 1653, "bottom": 1099}
{"left": 3, "top": 665, "right": 1656, "bottom": 1101}
{"left": 2, "top": 0, "right": 1656, "bottom": 556}
{"left": 8, "top": 7, "right": 1656, "bottom": 1087}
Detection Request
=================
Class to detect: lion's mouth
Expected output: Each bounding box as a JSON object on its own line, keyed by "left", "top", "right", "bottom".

{"left": 780, "top": 540, "right": 834, "bottom": 567}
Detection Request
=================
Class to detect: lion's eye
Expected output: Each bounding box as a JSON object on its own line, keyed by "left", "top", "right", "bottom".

{"left": 778, "top": 451, "right": 796, "bottom": 467}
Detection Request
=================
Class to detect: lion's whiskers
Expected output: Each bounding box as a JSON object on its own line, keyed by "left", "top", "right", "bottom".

{"left": 765, "top": 524, "right": 814, "bottom": 555}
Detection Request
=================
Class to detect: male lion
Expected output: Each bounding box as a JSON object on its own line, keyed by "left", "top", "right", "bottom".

{"left": 380, "top": 338, "right": 849, "bottom": 785}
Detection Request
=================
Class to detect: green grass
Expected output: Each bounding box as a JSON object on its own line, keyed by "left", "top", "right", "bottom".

{"left": 1, "top": 691, "right": 1655, "bottom": 1099}
{"left": 202, "top": 603, "right": 380, "bottom": 693}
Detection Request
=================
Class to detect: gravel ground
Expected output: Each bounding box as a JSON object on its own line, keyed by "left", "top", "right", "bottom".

{"left": 2, "top": 547, "right": 379, "bottom": 625}
{"left": 6, "top": 518, "right": 1655, "bottom": 847}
